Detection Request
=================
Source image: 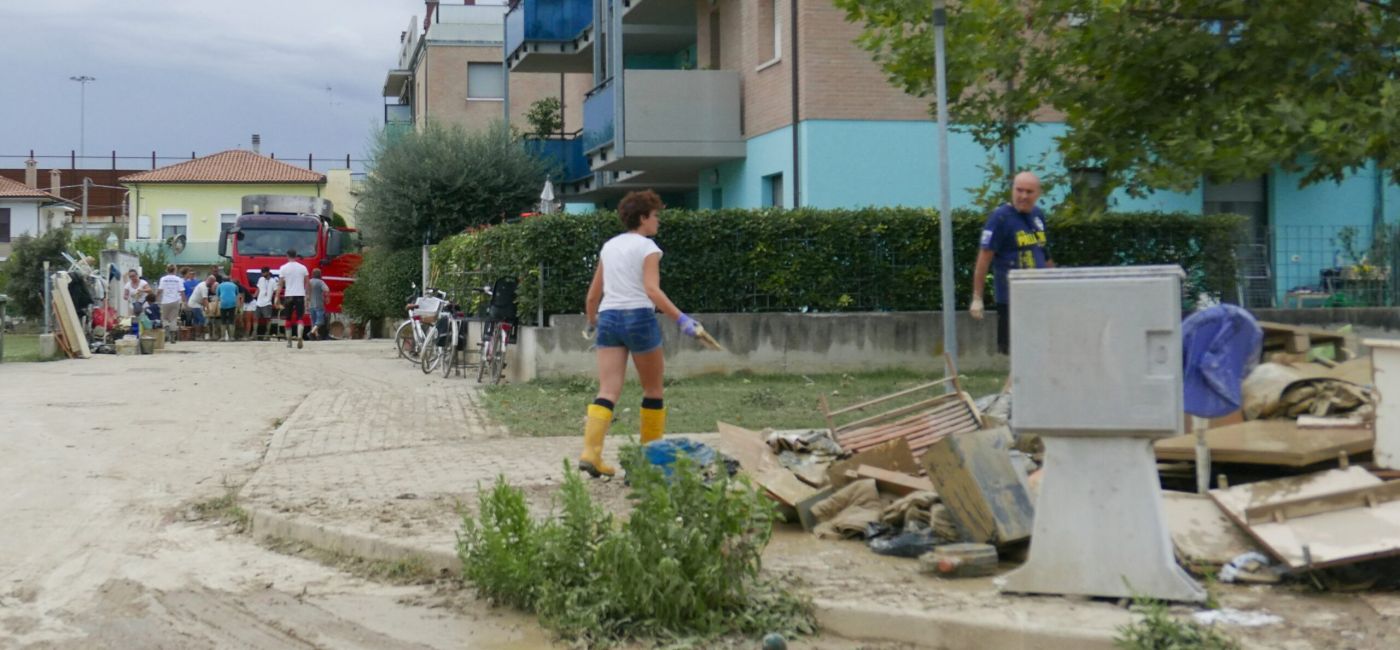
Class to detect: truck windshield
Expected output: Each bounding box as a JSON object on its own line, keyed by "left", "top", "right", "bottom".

{"left": 237, "top": 229, "right": 319, "bottom": 257}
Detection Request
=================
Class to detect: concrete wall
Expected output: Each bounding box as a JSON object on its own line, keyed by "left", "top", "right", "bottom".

{"left": 507, "top": 310, "right": 1003, "bottom": 383}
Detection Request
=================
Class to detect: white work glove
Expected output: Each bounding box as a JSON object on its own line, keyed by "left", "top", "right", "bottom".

{"left": 970, "top": 297, "right": 985, "bottom": 320}
{"left": 582, "top": 324, "right": 596, "bottom": 341}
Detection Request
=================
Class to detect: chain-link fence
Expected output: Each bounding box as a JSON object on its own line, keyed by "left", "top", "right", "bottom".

{"left": 1269, "top": 224, "right": 1395, "bottom": 309}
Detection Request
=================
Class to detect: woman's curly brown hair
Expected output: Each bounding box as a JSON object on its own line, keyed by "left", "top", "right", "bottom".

{"left": 618, "top": 190, "right": 663, "bottom": 230}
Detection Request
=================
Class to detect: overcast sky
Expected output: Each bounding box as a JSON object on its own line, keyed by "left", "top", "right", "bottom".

{"left": 0, "top": 0, "right": 468, "bottom": 172}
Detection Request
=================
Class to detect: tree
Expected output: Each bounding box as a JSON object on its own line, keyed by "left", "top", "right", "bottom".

{"left": 834, "top": 0, "right": 1400, "bottom": 198}
{"left": 525, "top": 97, "right": 563, "bottom": 137}
{"left": 4, "top": 228, "right": 71, "bottom": 318}
{"left": 357, "top": 121, "right": 554, "bottom": 250}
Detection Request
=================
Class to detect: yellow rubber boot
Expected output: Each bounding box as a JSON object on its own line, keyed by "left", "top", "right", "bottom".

{"left": 640, "top": 404, "right": 666, "bottom": 445}
{"left": 578, "top": 403, "right": 616, "bottom": 478}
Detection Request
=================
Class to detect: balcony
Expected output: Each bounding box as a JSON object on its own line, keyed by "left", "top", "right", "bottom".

{"left": 525, "top": 134, "right": 591, "bottom": 184}
{"left": 621, "top": 0, "right": 695, "bottom": 55}
{"left": 505, "top": 0, "right": 594, "bottom": 73}
{"left": 384, "top": 103, "right": 414, "bottom": 142}
{"left": 583, "top": 69, "right": 742, "bottom": 173}
{"left": 428, "top": 4, "right": 508, "bottom": 43}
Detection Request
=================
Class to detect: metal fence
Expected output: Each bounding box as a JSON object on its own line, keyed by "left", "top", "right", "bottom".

{"left": 1269, "top": 224, "right": 1395, "bottom": 309}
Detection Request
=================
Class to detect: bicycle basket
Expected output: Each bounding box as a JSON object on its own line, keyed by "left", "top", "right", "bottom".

{"left": 414, "top": 296, "right": 444, "bottom": 323}
{"left": 488, "top": 278, "right": 518, "bottom": 321}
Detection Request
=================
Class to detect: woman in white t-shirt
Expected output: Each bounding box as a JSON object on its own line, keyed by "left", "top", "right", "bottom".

{"left": 577, "top": 190, "right": 705, "bottom": 478}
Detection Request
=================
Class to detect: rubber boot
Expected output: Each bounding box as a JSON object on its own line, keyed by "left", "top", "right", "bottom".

{"left": 578, "top": 403, "right": 616, "bottom": 478}
{"left": 640, "top": 399, "right": 666, "bottom": 445}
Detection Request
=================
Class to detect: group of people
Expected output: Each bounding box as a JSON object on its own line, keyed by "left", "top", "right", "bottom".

{"left": 575, "top": 174, "right": 1052, "bottom": 478}
{"left": 120, "top": 250, "right": 332, "bottom": 347}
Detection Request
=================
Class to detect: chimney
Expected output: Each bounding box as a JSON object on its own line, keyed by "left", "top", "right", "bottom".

{"left": 50, "top": 169, "right": 62, "bottom": 197}
{"left": 251, "top": 134, "right": 262, "bottom": 154}
{"left": 24, "top": 159, "right": 37, "bottom": 188}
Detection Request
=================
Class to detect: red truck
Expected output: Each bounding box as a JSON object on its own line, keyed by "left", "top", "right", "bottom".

{"left": 218, "top": 195, "right": 361, "bottom": 314}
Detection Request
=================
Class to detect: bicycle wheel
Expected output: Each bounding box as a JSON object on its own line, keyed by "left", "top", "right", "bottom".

{"left": 394, "top": 321, "right": 417, "bottom": 360}
{"left": 488, "top": 327, "right": 508, "bottom": 385}
{"left": 476, "top": 325, "right": 493, "bottom": 383}
{"left": 421, "top": 333, "right": 440, "bottom": 374}
{"left": 442, "top": 320, "right": 460, "bottom": 378}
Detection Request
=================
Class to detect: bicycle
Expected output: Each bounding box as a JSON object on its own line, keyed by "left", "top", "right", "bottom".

{"left": 394, "top": 285, "right": 445, "bottom": 362}
{"left": 421, "top": 298, "right": 464, "bottom": 375}
{"left": 476, "top": 277, "right": 518, "bottom": 385}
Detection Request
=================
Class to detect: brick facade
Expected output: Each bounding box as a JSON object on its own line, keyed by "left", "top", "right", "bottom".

{"left": 413, "top": 44, "right": 588, "bottom": 135}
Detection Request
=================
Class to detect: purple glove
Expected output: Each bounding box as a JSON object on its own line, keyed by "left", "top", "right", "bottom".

{"left": 677, "top": 313, "right": 701, "bottom": 338}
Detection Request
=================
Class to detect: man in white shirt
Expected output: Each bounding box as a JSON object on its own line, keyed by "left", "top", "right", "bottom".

{"left": 276, "top": 249, "right": 311, "bottom": 349}
{"left": 254, "top": 267, "right": 278, "bottom": 340}
{"left": 156, "top": 265, "right": 185, "bottom": 343}
{"left": 186, "top": 277, "right": 214, "bottom": 341}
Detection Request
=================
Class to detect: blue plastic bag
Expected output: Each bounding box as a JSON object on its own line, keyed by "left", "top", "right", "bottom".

{"left": 644, "top": 437, "right": 718, "bottom": 476}
{"left": 1182, "top": 305, "right": 1263, "bottom": 418}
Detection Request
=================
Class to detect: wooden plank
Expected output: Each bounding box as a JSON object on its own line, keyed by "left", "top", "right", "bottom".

{"left": 1162, "top": 491, "right": 1261, "bottom": 567}
{"left": 717, "top": 421, "right": 817, "bottom": 508}
{"left": 826, "top": 437, "right": 920, "bottom": 489}
{"left": 855, "top": 464, "right": 935, "bottom": 496}
{"left": 921, "top": 428, "right": 1034, "bottom": 545}
{"left": 1155, "top": 419, "right": 1374, "bottom": 467}
{"left": 1244, "top": 480, "right": 1400, "bottom": 525}
{"left": 1297, "top": 414, "right": 1367, "bottom": 429}
{"left": 1210, "top": 467, "right": 1400, "bottom": 570}
{"left": 824, "top": 379, "right": 954, "bottom": 417}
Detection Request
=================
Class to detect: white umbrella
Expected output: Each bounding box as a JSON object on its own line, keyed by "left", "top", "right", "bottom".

{"left": 538, "top": 180, "right": 557, "bottom": 214}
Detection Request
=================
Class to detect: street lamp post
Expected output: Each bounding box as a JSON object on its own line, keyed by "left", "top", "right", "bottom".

{"left": 934, "top": 1, "right": 957, "bottom": 378}
{"left": 69, "top": 75, "right": 96, "bottom": 159}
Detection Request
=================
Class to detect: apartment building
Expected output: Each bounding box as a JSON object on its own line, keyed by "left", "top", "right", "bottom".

{"left": 383, "top": 2, "right": 592, "bottom": 142}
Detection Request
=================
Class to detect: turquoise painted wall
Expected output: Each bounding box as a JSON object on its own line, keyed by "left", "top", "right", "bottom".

{"left": 699, "top": 126, "right": 793, "bottom": 209}
{"left": 1270, "top": 163, "right": 1400, "bottom": 300}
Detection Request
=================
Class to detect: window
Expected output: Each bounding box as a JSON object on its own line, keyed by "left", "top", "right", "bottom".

{"left": 0, "top": 208, "right": 10, "bottom": 242}
{"left": 467, "top": 62, "right": 505, "bottom": 100}
{"left": 763, "top": 173, "right": 784, "bottom": 208}
{"left": 757, "top": 0, "right": 781, "bottom": 68}
{"left": 161, "top": 213, "right": 188, "bottom": 240}
{"left": 219, "top": 212, "right": 238, "bottom": 235}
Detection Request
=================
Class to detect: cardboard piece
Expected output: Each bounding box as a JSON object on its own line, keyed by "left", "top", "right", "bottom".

{"left": 855, "top": 465, "right": 935, "bottom": 496}
{"left": 1154, "top": 419, "right": 1373, "bottom": 467}
{"left": 1161, "top": 491, "right": 1261, "bottom": 567}
{"left": 1210, "top": 467, "right": 1400, "bottom": 570}
{"left": 825, "top": 437, "right": 921, "bottom": 489}
{"left": 717, "top": 421, "right": 818, "bottom": 508}
{"left": 921, "top": 428, "right": 1034, "bottom": 545}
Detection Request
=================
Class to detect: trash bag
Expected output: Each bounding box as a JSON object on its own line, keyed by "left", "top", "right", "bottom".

{"left": 1182, "top": 305, "right": 1263, "bottom": 418}
{"left": 868, "top": 529, "right": 939, "bottom": 558}
{"left": 644, "top": 437, "right": 719, "bottom": 476}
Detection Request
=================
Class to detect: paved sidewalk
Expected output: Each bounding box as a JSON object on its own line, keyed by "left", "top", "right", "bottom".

{"left": 239, "top": 343, "right": 1394, "bottom": 650}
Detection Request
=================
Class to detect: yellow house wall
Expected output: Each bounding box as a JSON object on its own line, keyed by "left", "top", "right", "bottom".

{"left": 125, "top": 183, "right": 323, "bottom": 243}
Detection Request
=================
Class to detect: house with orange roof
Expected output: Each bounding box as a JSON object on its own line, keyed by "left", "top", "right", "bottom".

{"left": 0, "top": 173, "right": 74, "bottom": 262}
{"left": 120, "top": 150, "right": 326, "bottom": 264}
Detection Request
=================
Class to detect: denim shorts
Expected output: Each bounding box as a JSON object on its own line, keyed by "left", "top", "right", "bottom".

{"left": 596, "top": 308, "right": 662, "bottom": 353}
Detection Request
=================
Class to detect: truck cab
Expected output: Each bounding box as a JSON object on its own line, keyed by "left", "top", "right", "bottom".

{"left": 218, "top": 195, "right": 361, "bottom": 313}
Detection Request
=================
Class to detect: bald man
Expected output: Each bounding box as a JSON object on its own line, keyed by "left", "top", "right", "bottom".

{"left": 970, "top": 172, "right": 1054, "bottom": 355}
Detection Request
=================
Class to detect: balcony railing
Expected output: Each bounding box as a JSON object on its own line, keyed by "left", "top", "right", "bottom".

{"left": 505, "top": 0, "right": 594, "bottom": 73}
{"left": 582, "top": 78, "right": 616, "bottom": 154}
{"left": 526, "top": 133, "right": 591, "bottom": 183}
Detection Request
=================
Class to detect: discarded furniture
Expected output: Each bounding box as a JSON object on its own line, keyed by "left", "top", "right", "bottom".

{"left": 1257, "top": 321, "right": 1348, "bottom": 360}
{"left": 1161, "top": 491, "right": 1263, "bottom": 568}
{"left": 819, "top": 376, "right": 982, "bottom": 456}
{"left": 1154, "top": 419, "right": 1374, "bottom": 467}
{"left": 999, "top": 266, "right": 1206, "bottom": 603}
{"left": 1211, "top": 467, "right": 1400, "bottom": 570}
{"left": 1367, "top": 339, "right": 1400, "bottom": 471}
{"left": 922, "top": 427, "right": 1034, "bottom": 545}
{"left": 825, "top": 437, "right": 921, "bottom": 490}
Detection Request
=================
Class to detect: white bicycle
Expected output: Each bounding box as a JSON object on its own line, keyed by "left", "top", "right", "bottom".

{"left": 394, "top": 286, "right": 446, "bottom": 363}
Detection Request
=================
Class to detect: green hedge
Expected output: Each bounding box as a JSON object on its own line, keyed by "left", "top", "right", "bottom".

{"left": 343, "top": 247, "right": 423, "bottom": 322}
{"left": 433, "top": 208, "right": 1245, "bottom": 325}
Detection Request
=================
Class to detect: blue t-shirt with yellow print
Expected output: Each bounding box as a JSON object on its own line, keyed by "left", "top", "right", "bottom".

{"left": 980, "top": 204, "right": 1050, "bottom": 305}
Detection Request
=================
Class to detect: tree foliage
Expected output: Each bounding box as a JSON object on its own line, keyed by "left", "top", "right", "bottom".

{"left": 834, "top": 0, "right": 1400, "bottom": 196}
{"left": 4, "top": 228, "right": 71, "bottom": 318}
{"left": 341, "top": 246, "right": 422, "bottom": 323}
{"left": 356, "top": 121, "right": 553, "bottom": 250}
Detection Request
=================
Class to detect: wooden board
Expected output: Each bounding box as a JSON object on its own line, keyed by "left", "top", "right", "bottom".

{"left": 1210, "top": 467, "right": 1400, "bottom": 569}
{"left": 51, "top": 272, "right": 92, "bottom": 359}
{"left": 825, "top": 437, "right": 920, "bottom": 489}
{"left": 921, "top": 428, "right": 1033, "bottom": 545}
{"left": 855, "top": 465, "right": 935, "bottom": 497}
{"left": 1154, "top": 419, "right": 1373, "bottom": 467}
{"left": 717, "top": 421, "right": 817, "bottom": 508}
{"left": 1161, "top": 491, "right": 1261, "bottom": 567}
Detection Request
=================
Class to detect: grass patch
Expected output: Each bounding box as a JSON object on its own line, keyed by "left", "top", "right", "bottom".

{"left": 482, "top": 368, "right": 1007, "bottom": 437}
{"left": 1, "top": 334, "right": 46, "bottom": 363}
{"left": 264, "top": 538, "right": 443, "bottom": 586}
{"left": 190, "top": 488, "right": 251, "bottom": 533}
{"left": 1115, "top": 597, "right": 1238, "bottom": 650}
{"left": 458, "top": 447, "right": 814, "bottom": 647}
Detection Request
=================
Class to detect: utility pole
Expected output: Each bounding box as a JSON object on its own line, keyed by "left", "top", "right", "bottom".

{"left": 82, "top": 177, "right": 92, "bottom": 234}
{"left": 70, "top": 75, "right": 96, "bottom": 159}
{"left": 933, "top": 1, "right": 958, "bottom": 379}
